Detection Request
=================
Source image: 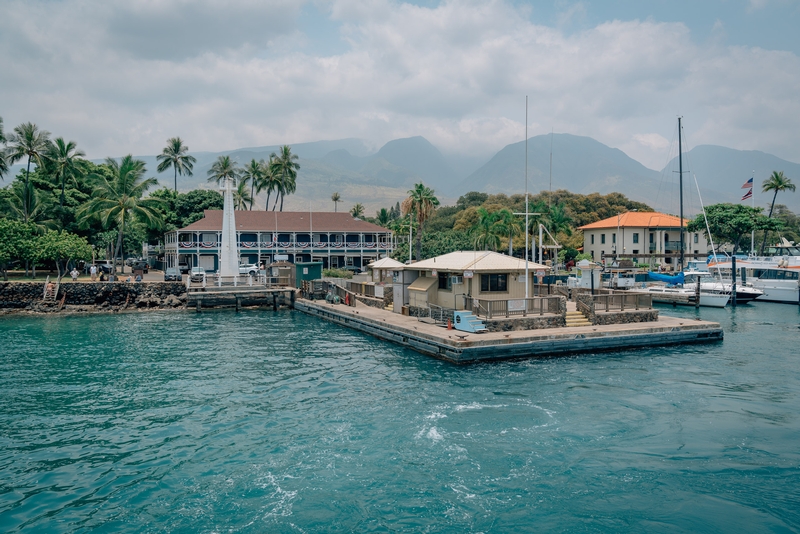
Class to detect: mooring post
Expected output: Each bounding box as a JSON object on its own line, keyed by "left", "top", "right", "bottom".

{"left": 290, "top": 290, "right": 295, "bottom": 309}
{"left": 196, "top": 298, "right": 201, "bottom": 312}
{"left": 236, "top": 297, "right": 241, "bottom": 312}
{"left": 695, "top": 276, "right": 700, "bottom": 308}
{"left": 731, "top": 255, "right": 737, "bottom": 308}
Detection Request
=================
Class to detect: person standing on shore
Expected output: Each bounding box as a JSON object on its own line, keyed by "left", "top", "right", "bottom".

{"left": 90, "top": 264, "right": 97, "bottom": 282}
{"left": 70, "top": 268, "right": 79, "bottom": 282}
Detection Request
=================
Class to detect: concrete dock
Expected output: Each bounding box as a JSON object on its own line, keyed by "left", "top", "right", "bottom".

{"left": 295, "top": 299, "right": 723, "bottom": 363}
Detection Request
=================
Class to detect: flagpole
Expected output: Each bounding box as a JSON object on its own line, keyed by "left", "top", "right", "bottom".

{"left": 751, "top": 170, "right": 755, "bottom": 255}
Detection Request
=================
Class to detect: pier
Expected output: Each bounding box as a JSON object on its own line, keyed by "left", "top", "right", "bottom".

{"left": 294, "top": 298, "right": 723, "bottom": 363}
{"left": 188, "top": 285, "right": 296, "bottom": 312}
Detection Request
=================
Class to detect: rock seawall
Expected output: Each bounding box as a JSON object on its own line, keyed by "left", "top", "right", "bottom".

{"left": 0, "top": 282, "right": 187, "bottom": 313}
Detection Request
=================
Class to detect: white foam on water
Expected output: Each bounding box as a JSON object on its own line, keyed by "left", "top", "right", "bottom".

{"left": 454, "top": 402, "right": 507, "bottom": 412}
{"left": 425, "top": 412, "right": 447, "bottom": 420}
{"left": 426, "top": 427, "right": 444, "bottom": 442}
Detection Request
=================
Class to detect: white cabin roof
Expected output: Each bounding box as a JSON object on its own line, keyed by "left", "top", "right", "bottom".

{"left": 401, "top": 251, "right": 548, "bottom": 273}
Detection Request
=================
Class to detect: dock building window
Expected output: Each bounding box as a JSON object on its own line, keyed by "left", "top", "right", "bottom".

{"left": 480, "top": 273, "right": 508, "bottom": 292}
{"left": 694, "top": 234, "right": 699, "bottom": 244}
{"left": 633, "top": 233, "right": 639, "bottom": 244}
{"left": 601, "top": 234, "right": 606, "bottom": 244}
{"left": 612, "top": 233, "right": 616, "bottom": 244}
{"left": 649, "top": 233, "right": 654, "bottom": 244}
{"left": 438, "top": 272, "right": 452, "bottom": 290}
{"left": 591, "top": 234, "right": 595, "bottom": 244}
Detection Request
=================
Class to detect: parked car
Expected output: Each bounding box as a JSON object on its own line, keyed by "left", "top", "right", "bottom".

{"left": 190, "top": 267, "right": 206, "bottom": 283}
{"left": 97, "top": 262, "right": 114, "bottom": 274}
{"left": 239, "top": 263, "right": 259, "bottom": 276}
{"left": 131, "top": 260, "right": 149, "bottom": 273}
{"left": 178, "top": 262, "right": 190, "bottom": 274}
{"left": 164, "top": 267, "right": 182, "bottom": 282}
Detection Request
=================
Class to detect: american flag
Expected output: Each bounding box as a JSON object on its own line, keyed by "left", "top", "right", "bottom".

{"left": 741, "top": 177, "right": 753, "bottom": 189}
{"left": 742, "top": 188, "right": 753, "bottom": 201}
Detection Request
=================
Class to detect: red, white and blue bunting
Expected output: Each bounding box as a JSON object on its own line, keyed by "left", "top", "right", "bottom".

{"left": 240, "top": 241, "right": 258, "bottom": 248}
{"left": 200, "top": 241, "right": 217, "bottom": 248}
{"left": 179, "top": 242, "right": 194, "bottom": 248}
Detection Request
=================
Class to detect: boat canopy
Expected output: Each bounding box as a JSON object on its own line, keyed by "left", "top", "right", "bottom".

{"left": 647, "top": 272, "right": 685, "bottom": 285}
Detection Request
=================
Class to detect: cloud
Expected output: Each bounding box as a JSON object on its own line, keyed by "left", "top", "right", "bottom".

{"left": 0, "top": 0, "right": 798, "bottom": 172}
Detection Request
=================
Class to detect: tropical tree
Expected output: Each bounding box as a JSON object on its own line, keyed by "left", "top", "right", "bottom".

{"left": 376, "top": 207, "right": 391, "bottom": 226}
{"left": 687, "top": 203, "right": 782, "bottom": 255}
{"left": 77, "top": 155, "right": 163, "bottom": 275}
{"left": 471, "top": 207, "right": 502, "bottom": 251}
{"left": 331, "top": 192, "right": 341, "bottom": 212}
{"left": 350, "top": 203, "right": 365, "bottom": 218}
{"left": 7, "top": 122, "right": 51, "bottom": 222}
{"left": 34, "top": 230, "right": 92, "bottom": 281}
{"left": 3, "top": 180, "right": 58, "bottom": 233}
{"left": 0, "top": 219, "right": 36, "bottom": 280}
{"left": 0, "top": 116, "right": 8, "bottom": 179}
{"left": 269, "top": 145, "right": 300, "bottom": 211}
{"left": 47, "top": 138, "right": 85, "bottom": 209}
{"left": 234, "top": 179, "right": 253, "bottom": 210}
{"left": 240, "top": 159, "right": 263, "bottom": 210}
{"left": 259, "top": 156, "right": 279, "bottom": 211}
{"left": 206, "top": 155, "right": 239, "bottom": 186}
{"left": 156, "top": 137, "right": 196, "bottom": 192}
{"left": 495, "top": 208, "right": 522, "bottom": 255}
{"left": 760, "top": 171, "right": 796, "bottom": 254}
{"left": 401, "top": 182, "right": 440, "bottom": 260}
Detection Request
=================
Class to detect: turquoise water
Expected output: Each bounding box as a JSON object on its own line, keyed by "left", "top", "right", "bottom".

{"left": 1, "top": 303, "right": 799, "bottom": 533}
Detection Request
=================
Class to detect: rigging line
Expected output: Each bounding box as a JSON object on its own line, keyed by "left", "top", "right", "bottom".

{"left": 654, "top": 121, "right": 680, "bottom": 215}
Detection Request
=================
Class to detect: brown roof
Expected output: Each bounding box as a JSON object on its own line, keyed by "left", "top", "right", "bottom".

{"left": 578, "top": 211, "right": 688, "bottom": 230}
{"left": 180, "top": 210, "right": 389, "bottom": 233}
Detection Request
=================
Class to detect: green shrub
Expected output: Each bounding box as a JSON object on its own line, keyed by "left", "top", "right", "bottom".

{"left": 323, "top": 268, "right": 353, "bottom": 279}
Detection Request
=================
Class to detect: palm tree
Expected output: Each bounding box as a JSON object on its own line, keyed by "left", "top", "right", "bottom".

{"left": 207, "top": 155, "right": 239, "bottom": 186}
{"left": 471, "top": 207, "right": 502, "bottom": 251}
{"left": 77, "top": 155, "right": 163, "bottom": 275}
{"left": 7, "top": 122, "right": 51, "bottom": 222}
{"left": 234, "top": 179, "right": 253, "bottom": 210}
{"left": 269, "top": 145, "right": 300, "bottom": 211}
{"left": 3, "top": 180, "right": 57, "bottom": 233}
{"left": 240, "top": 159, "right": 263, "bottom": 210}
{"left": 259, "top": 156, "right": 280, "bottom": 211}
{"left": 401, "top": 182, "right": 439, "bottom": 260}
{"left": 545, "top": 204, "right": 573, "bottom": 263}
{"left": 156, "top": 137, "right": 196, "bottom": 192}
{"left": 47, "top": 138, "right": 85, "bottom": 209}
{"left": 331, "top": 192, "right": 341, "bottom": 212}
{"left": 376, "top": 207, "right": 391, "bottom": 226}
{"left": 0, "top": 116, "right": 8, "bottom": 179}
{"left": 350, "top": 203, "right": 365, "bottom": 218}
{"left": 760, "top": 171, "right": 796, "bottom": 254}
{"left": 495, "top": 208, "right": 522, "bottom": 255}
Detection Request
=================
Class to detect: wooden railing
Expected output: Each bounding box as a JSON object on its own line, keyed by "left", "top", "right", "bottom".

{"left": 331, "top": 284, "right": 357, "bottom": 307}
{"left": 593, "top": 293, "right": 653, "bottom": 312}
{"left": 346, "top": 281, "right": 376, "bottom": 298}
{"left": 464, "top": 296, "right": 562, "bottom": 318}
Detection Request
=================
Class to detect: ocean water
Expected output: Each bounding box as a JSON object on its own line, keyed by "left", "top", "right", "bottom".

{"left": 0, "top": 303, "right": 799, "bottom": 533}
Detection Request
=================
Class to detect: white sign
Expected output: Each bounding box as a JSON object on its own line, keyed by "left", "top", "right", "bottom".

{"left": 303, "top": 267, "right": 308, "bottom": 274}
{"left": 275, "top": 254, "right": 289, "bottom": 261}
{"left": 535, "top": 270, "right": 546, "bottom": 278}
{"left": 431, "top": 269, "right": 437, "bottom": 276}
{"left": 508, "top": 299, "right": 525, "bottom": 312}
{"left": 463, "top": 270, "right": 474, "bottom": 279}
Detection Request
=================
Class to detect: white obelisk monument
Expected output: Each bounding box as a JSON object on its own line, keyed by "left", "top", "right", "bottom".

{"left": 219, "top": 176, "right": 239, "bottom": 277}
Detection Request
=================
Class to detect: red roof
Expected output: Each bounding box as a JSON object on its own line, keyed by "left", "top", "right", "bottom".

{"left": 578, "top": 212, "right": 688, "bottom": 230}
{"left": 180, "top": 210, "right": 389, "bottom": 233}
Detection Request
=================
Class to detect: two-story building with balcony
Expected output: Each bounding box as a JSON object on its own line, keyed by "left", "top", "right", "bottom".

{"left": 579, "top": 211, "right": 709, "bottom": 269}
{"left": 165, "top": 210, "right": 394, "bottom": 272}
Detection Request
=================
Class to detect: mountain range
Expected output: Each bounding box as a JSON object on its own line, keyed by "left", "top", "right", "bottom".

{"left": 8, "top": 134, "right": 800, "bottom": 216}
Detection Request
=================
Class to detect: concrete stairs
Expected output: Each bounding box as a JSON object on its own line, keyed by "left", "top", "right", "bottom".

{"left": 454, "top": 311, "right": 488, "bottom": 333}
{"left": 565, "top": 310, "right": 592, "bottom": 327}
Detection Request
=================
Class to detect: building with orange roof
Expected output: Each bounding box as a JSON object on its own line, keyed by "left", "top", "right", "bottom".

{"left": 578, "top": 211, "right": 709, "bottom": 269}
{"left": 165, "top": 210, "right": 393, "bottom": 272}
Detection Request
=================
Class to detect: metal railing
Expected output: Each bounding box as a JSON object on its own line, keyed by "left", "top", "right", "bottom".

{"left": 464, "top": 296, "right": 562, "bottom": 318}
{"left": 330, "top": 284, "right": 357, "bottom": 307}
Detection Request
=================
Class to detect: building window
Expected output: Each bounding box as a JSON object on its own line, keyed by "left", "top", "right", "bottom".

{"left": 633, "top": 233, "right": 639, "bottom": 244}
{"left": 649, "top": 233, "right": 654, "bottom": 244}
{"left": 632, "top": 250, "right": 639, "bottom": 255}
{"left": 591, "top": 234, "right": 595, "bottom": 245}
{"left": 480, "top": 273, "right": 508, "bottom": 292}
{"left": 694, "top": 233, "right": 699, "bottom": 244}
{"left": 612, "top": 233, "right": 616, "bottom": 244}
{"left": 590, "top": 251, "right": 594, "bottom": 260}
{"left": 601, "top": 234, "right": 606, "bottom": 244}
{"left": 438, "top": 272, "right": 451, "bottom": 290}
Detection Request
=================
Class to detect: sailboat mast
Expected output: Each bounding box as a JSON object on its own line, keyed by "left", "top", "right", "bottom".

{"left": 525, "top": 96, "right": 529, "bottom": 298}
{"left": 678, "top": 117, "right": 684, "bottom": 271}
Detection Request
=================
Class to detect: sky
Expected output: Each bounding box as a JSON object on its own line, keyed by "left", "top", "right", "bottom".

{"left": 1, "top": 0, "right": 799, "bottom": 171}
